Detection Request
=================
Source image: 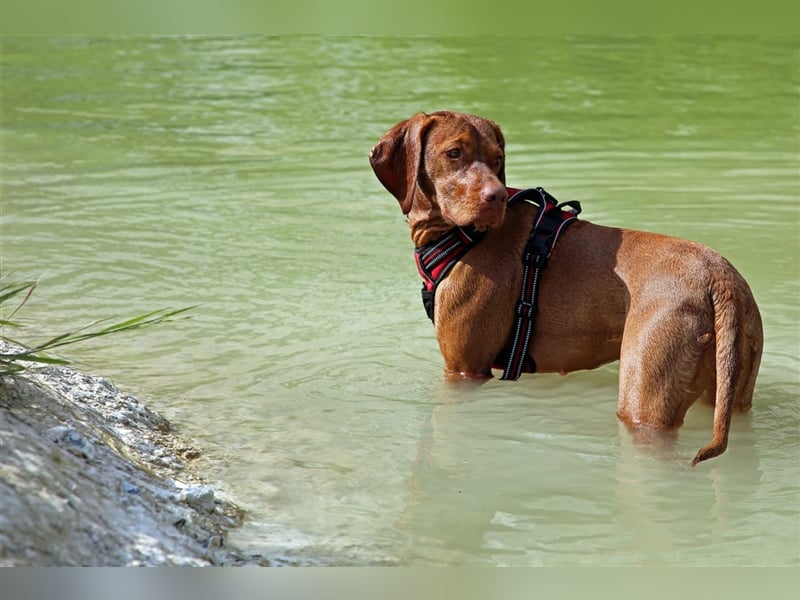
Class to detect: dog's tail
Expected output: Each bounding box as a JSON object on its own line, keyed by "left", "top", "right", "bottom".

{"left": 691, "top": 273, "right": 762, "bottom": 466}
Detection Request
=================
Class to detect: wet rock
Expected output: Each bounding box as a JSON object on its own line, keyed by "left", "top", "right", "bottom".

{"left": 0, "top": 340, "right": 263, "bottom": 566}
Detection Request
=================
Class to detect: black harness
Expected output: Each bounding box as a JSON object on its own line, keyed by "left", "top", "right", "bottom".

{"left": 413, "top": 187, "right": 581, "bottom": 380}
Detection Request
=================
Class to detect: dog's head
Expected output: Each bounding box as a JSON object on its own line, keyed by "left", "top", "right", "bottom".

{"left": 369, "top": 111, "right": 508, "bottom": 231}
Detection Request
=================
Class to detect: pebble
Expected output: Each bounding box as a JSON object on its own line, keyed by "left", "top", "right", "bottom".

{"left": 43, "top": 425, "right": 95, "bottom": 461}
{"left": 121, "top": 481, "right": 141, "bottom": 495}
{"left": 180, "top": 485, "right": 216, "bottom": 513}
{"left": 204, "top": 535, "right": 223, "bottom": 549}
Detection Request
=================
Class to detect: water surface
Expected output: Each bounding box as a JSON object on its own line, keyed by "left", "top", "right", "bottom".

{"left": 2, "top": 35, "right": 798, "bottom": 565}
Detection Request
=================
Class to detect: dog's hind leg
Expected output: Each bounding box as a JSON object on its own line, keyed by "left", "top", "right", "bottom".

{"left": 615, "top": 301, "right": 715, "bottom": 436}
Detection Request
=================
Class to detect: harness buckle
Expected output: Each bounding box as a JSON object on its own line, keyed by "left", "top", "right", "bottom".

{"left": 515, "top": 300, "right": 536, "bottom": 319}
{"left": 522, "top": 248, "right": 549, "bottom": 267}
{"left": 421, "top": 288, "right": 435, "bottom": 322}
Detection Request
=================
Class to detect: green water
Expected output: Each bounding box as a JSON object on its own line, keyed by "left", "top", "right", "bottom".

{"left": 2, "top": 36, "right": 798, "bottom": 566}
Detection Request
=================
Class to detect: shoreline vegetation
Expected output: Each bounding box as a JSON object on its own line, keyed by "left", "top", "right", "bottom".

{"left": 0, "top": 279, "right": 270, "bottom": 565}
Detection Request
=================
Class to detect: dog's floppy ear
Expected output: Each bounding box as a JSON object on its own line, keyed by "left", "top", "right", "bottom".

{"left": 488, "top": 118, "right": 506, "bottom": 185}
{"left": 369, "top": 112, "right": 434, "bottom": 215}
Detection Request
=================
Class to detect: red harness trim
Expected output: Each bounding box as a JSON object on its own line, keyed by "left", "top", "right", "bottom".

{"left": 413, "top": 187, "right": 581, "bottom": 379}
{"left": 414, "top": 226, "right": 483, "bottom": 294}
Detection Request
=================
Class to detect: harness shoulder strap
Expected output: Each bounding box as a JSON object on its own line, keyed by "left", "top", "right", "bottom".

{"left": 500, "top": 188, "right": 581, "bottom": 380}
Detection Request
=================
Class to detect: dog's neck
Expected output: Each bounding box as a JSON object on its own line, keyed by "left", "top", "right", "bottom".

{"left": 408, "top": 216, "right": 456, "bottom": 247}
{"left": 407, "top": 193, "right": 463, "bottom": 247}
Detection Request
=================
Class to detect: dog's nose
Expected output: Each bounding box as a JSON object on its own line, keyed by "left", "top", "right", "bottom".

{"left": 480, "top": 184, "right": 508, "bottom": 204}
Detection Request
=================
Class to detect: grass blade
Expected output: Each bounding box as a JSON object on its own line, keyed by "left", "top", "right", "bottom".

{"left": 1, "top": 277, "right": 196, "bottom": 376}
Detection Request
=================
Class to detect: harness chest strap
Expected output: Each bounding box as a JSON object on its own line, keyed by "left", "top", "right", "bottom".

{"left": 413, "top": 187, "right": 581, "bottom": 380}
{"left": 414, "top": 225, "right": 484, "bottom": 321}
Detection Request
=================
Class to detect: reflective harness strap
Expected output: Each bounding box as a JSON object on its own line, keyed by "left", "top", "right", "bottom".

{"left": 500, "top": 188, "right": 581, "bottom": 380}
{"left": 413, "top": 187, "right": 581, "bottom": 379}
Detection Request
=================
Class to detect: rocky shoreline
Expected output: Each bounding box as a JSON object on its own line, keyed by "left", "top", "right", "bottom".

{"left": 0, "top": 342, "right": 267, "bottom": 566}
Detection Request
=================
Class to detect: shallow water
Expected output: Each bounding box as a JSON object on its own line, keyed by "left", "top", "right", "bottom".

{"left": 2, "top": 35, "right": 798, "bottom": 565}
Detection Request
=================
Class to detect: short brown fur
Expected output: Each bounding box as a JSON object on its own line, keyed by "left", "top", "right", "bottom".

{"left": 370, "top": 111, "right": 763, "bottom": 466}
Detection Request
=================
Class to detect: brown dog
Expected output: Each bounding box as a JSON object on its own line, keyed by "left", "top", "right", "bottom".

{"left": 370, "top": 110, "right": 763, "bottom": 466}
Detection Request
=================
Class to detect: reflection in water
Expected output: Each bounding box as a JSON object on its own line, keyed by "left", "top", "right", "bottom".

{"left": 612, "top": 415, "right": 764, "bottom": 565}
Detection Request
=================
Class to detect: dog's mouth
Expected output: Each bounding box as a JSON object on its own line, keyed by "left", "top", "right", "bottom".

{"left": 472, "top": 203, "right": 506, "bottom": 230}
{"left": 440, "top": 201, "right": 506, "bottom": 231}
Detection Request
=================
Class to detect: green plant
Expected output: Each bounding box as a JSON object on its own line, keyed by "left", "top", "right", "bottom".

{"left": 1, "top": 278, "right": 194, "bottom": 376}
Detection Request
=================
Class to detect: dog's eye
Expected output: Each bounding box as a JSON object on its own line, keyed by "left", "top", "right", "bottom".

{"left": 446, "top": 148, "right": 461, "bottom": 159}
